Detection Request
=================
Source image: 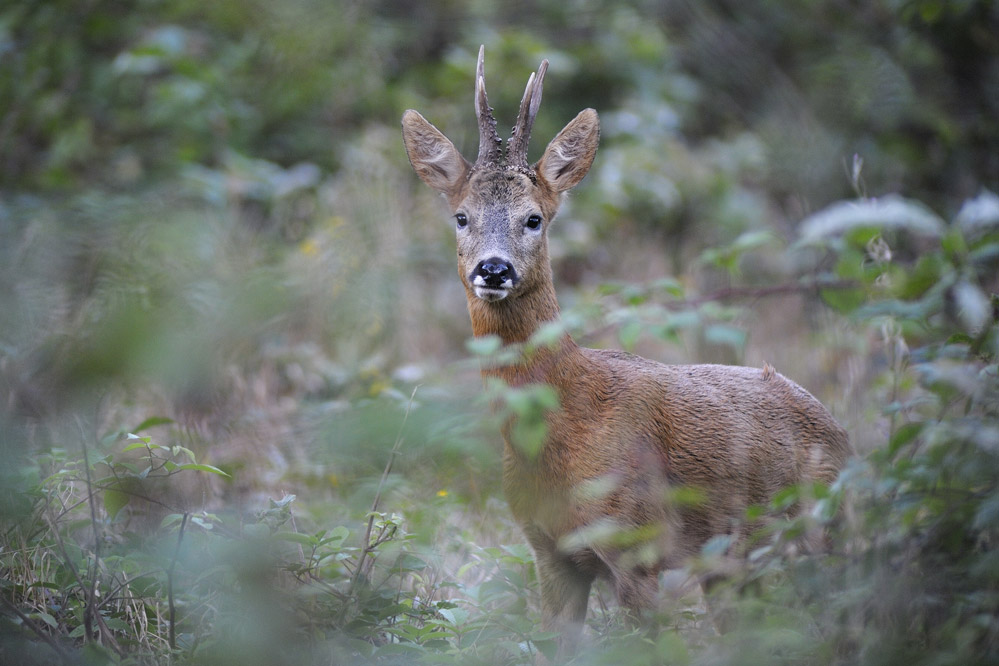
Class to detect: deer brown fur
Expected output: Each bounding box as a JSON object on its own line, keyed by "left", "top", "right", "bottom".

{"left": 402, "top": 47, "right": 851, "bottom": 654}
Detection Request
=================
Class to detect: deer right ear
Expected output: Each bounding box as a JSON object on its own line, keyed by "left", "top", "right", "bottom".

{"left": 402, "top": 110, "right": 471, "bottom": 196}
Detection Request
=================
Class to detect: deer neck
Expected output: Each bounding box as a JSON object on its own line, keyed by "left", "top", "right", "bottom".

{"left": 466, "top": 278, "right": 579, "bottom": 384}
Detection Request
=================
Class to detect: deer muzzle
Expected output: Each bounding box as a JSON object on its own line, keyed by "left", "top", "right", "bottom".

{"left": 471, "top": 257, "right": 517, "bottom": 301}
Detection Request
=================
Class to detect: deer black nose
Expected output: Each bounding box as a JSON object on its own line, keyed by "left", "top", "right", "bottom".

{"left": 474, "top": 257, "right": 516, "bottom": 288}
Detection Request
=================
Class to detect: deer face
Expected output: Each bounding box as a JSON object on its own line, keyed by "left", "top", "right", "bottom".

{"left": 452, "top": 168, "right": 555, "bottom": 302}
{"left": 402, "top": 47, "right": 599, "bottom": 304}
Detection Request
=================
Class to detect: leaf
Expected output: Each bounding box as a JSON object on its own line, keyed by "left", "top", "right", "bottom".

{"left": 174, "top": 463, "right": 231, "bottom": 478}
{"left": 732, "top": 229, "right": 780, "bottom": 252}
{"left": 956, "top": 189, "right": 999, "bottom": 239}
{"left": 132, "top": 416, "right": 174, "bottom": 433}
{"left": 529, "top": 321, "right": 567, "bottom": 349}
{"left": 270, "top": 494, "right": 297, "bottom": 508}
{"left": 121, "top": 434, "right": 153, "bottom": 453}
{"left": 319, "top": 526, "right": 350, "bottom": 545}
{"left": 394, "top": 553, "right": 428, "bottom": 572}
{"left": 466, "top": 334, "right": 502, "bottom": 357}
{"left": 103, "top": 488, "right": 130, "bottom": 519}
{"left": 653, "top": 276, "right": 685, "bottom": 298}
{"left": 243, "top": 523, "right": 270, "bottom": 539}
{"left": 33, "top": 611, "right": 58, "bottom": 629}
{"left": 171, "top": 446, "right": 197, "bottom": 462}
{"left": 274, "top": 531, "right": 317, "bottom": 546}
{"left": 888, "top": 422, "right": 924, "bottom": 458}
{"left": 798, "top": 195, "right": 946, "bottom": 244}
{"left": 973, "top": 494, "right": 999, "bottom": 530}
{"left": 952, "top": 280, "right": 991, "bottom": 333}
{"left": 703, "top": 324, "right": 747, "bottom": 352}
{"left": 160, "top": 513, "right": 184, "bottom": 528}
{"left": 618, "top": 319, "right": 642, "bottom": 350}
{"left": 820, "top": 285, "right": 867, "bottom": 314}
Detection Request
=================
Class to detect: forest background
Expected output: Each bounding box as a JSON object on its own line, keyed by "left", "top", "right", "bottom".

{"left": 2, "top": 1, "right": 998, "bottom": 664}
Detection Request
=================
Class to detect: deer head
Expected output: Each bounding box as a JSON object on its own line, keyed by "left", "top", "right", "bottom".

{"left": 402, "top": 46, "right": 600, "bottom": 306}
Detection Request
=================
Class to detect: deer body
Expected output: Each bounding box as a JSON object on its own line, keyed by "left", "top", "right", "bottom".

{"left": 403, "top": 47, "right": 850, "bottom": 650}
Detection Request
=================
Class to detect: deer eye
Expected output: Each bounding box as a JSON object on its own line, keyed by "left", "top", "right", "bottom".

{"left": 455, "top": 213, "right": 468, "bottom": 229}
{"left": 525, "top": 214, "right": 542, "bottom": 230}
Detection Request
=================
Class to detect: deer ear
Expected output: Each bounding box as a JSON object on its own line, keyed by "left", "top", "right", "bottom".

{"left": 402, "top": 110, "right": 471, "bottom": 196}
{"left": 536, "top": 108, "right": 599, "bottom": 193}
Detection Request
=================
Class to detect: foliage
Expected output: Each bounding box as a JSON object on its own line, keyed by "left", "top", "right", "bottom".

{"left": 2, "top": 0, "right": 999, "bottom": 664}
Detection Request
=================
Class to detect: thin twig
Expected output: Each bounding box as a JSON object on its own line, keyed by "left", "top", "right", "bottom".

{"left": 77, "top": 417, "right": 100, "bottom": 646}
{"left": 167, "top": 512, "right": 190, "bottom": 651}
{"left": 350, "top": 386, "right": 420, "bottom": 594}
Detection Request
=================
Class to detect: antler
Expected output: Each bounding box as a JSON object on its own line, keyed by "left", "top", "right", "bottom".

{"left": 474, "top": 45, "right": 503, "bottom": 168}
{"left": 507, "top": 57, "right": 549, "bottom": 172}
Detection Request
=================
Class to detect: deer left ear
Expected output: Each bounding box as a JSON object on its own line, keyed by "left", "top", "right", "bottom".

{"left": 536, "top": 109, "right": 600, "bottom": 193}
{"left": 402, "top": 110, "right": 471, "bottom": 197}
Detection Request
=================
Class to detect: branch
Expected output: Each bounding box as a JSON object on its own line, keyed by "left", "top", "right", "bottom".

{"left": 350, "top": 386, "right": 419, "bottom": 595}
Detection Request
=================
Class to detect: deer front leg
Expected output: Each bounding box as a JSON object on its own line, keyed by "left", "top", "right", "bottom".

{"left": 594, "top": 546, "right": 660, "bottom": 619}
{"left": 526, "top": 529, "right": 594, "bottom": 659}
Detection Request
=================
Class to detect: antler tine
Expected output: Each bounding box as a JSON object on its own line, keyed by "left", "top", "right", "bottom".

{"left": 507, "top": 58, "right": 549, "bottom": 171}
{"left": 474, "top": 45, "right": 503, "bottom": 167}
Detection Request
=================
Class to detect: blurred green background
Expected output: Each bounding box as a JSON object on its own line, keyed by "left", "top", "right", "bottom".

{"left": 2, "top": 1, "right": 998, "bottom": 664}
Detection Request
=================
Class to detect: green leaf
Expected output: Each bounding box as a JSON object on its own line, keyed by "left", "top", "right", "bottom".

{"left": 888, "top": 422, "right": 924, "bottom": 458}
{"left": 703, "top": 324, "right": 747, "bottom": 352}
{"left": 171, "top": 446, "right": 197, "bottom": 462}
{"left": 532, "top": 320, "right": 567, "bottom": 345}
{"left": 243, "top": 523, "right": 270, "bottom": 539}
{"left": 896, "top": 254, "right": 946, "bottom": 299}
{"left": 319, "top": 526, "right": 350, "bottom": 545}
{"left": 132, "top": 416, "right": 174, "bottom": 433}
{"left": 160, "top": 514, "right": 185, "bottom": 529}
{"left": 192, "top": 516, "right": 216, "bottom": 531}
{"left": 103, "top": 488, "right": 130, "bottom": 519}
{"left": 466, "top": 334, "right": 502, "bottom": 357}
{"left": 270, "top": 494, "right": 297, "bottom": 508}
{"left": 820, "top": 286, "right": 867, "bottom": 314}
{"left": 32, "top": 611, "right": 58, "bottom": 629}
{"left": 274, "top": 531, "right": 317, "bottom": 546}
{"left": 394, "top": 553, "right": 428, "bottom": 572}
{"left": 618, "top": 319, "right": 642, "bottom": 350}
{"left": 174, "top": 463, "right": 231, "bottom": 478}
{"left": 121, "top": 434, "right": 153, "bottom": 453}
{"left": 653, "top": 277, "right": 685, "bottom": 297}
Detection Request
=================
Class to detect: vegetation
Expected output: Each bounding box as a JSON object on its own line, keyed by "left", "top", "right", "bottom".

{"left": 2, "top": 1, "right": 997, "bottom": 664}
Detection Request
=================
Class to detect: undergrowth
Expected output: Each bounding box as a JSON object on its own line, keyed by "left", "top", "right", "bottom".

{"left": 2, "top": 187, "right": 998, "bottom": 664}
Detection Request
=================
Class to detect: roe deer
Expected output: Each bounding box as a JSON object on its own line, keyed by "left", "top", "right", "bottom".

{"left": 402, "top": 46, "right": 851, "bottom": 653}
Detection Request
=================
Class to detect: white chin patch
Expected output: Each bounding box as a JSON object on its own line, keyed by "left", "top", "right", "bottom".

{"left": 472, "top": 275, "right": 514, "bottom": 301}
{"left": 474, "top": 287, "right": 509, "bottom": 302}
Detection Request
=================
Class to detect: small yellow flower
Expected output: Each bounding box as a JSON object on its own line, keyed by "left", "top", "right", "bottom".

{"left": 436, "top": 489, "right": 449, "bottom": 498}
{"left": 300, "top": 238, "right": 319, "bottom": 256}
